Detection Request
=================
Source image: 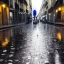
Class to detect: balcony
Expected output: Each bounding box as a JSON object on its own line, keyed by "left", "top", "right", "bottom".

{"left": 46, "top": 6, "right": 48, "bottom": 9}
{"left": 0, "top": 0, "right": 9, "bottom": 5}
{"left": 43, "top": 1, "right": 48, "bottom": 7}
{"left": 15, "top": 3, "right": 19, "bottom": 10}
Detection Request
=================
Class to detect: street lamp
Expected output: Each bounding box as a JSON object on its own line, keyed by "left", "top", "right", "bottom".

{"left": 58, "top": 7, "right": 61, "bottom": 11}
{"left": 2, "top": 4, "right": 6, "bottom": 8}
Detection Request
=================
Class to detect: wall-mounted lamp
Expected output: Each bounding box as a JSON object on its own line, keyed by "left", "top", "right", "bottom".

{"left": 2, "top": 4, "right": 6, "bottom": 8}
{"left": 58, "top": 7, "right": 61, "bottom": 11}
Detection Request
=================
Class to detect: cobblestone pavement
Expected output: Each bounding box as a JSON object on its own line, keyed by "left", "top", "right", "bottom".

{"left": 0, "top": 22, "right": 64, "bottom": 64}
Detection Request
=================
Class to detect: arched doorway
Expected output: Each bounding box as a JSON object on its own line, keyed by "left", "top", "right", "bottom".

{"left": 0, "top": 2, "right": 9, "bottom": 26}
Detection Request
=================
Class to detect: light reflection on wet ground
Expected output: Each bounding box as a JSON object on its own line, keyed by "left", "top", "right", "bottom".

{"left": 0, "top": 22, "right": 64, "bottom": 64}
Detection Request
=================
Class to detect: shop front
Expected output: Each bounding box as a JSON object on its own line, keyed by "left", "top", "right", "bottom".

{"left": 55, "top": 6, "right": 64, "bottom": 23}
{"left": 0, "top": 2, "right": 9, "bottom": 26}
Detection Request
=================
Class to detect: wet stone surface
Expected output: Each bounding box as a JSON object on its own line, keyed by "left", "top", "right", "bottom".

{"left": 0, "top": 22, "right": 64, "bottom": 64}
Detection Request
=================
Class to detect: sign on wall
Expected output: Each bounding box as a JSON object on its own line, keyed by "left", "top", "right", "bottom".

{"left": 33, "top": 10, "right": 37, "bottom": 16}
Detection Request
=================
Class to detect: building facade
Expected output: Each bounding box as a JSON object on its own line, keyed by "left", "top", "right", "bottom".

{"left": 48, "top": 0, "right": 64, "bottom": 23}
{"left": 54, "top": 0, "right": 64, "bottom": 23}
{"left": 39, "top": 0, "right": 64, "bottom": 24}
{"left": 39, "top": 0, "right": 48, "bottom": 22}
{"left": 0, "top": 0, "right": 32, "bottom": 26}
{"left": 0, "top": 0, "right": 9, "bottom": 25}
{"left": 38, "top": 0, "right": 47, "bottom": 20}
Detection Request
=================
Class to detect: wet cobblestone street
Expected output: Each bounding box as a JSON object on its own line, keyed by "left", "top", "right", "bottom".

{"left": 0, "top": 22, "right": 64, "bottom": 64}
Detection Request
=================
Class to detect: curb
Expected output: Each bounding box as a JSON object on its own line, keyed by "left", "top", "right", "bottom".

{"left": 0, "top": 23, "right": 25, "bottom": 30}
{"left": 42, "top": 22, "right": 64, "bottom": 27}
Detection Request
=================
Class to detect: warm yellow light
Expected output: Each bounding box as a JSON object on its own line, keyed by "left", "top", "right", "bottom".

{"left": 2, "top": 4, "right": 6, "bottom": 8}
{"left": 56, "top": 10, "right": 58, "bottom": 13}
{"left": 57, "top": 32, "right": 62, "bottom": 41}
{"left": 58, "top": 7, "right": 61, "bottom": 11}
{"left": 0, "top": 6, "right": 1, "bottom": 12}
{"left": 2, "top": 41, "right": 8, "bottom": 47}
{"left": 2, "top": 38, "right": 9, "bottom": 47}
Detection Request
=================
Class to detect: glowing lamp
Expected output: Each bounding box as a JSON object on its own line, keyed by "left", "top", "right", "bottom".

{"left": 58, "top": 7, "right": 61, "bottom": 11}
{"left": 2, "top": 4, "right": 6, "bottom": 8}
